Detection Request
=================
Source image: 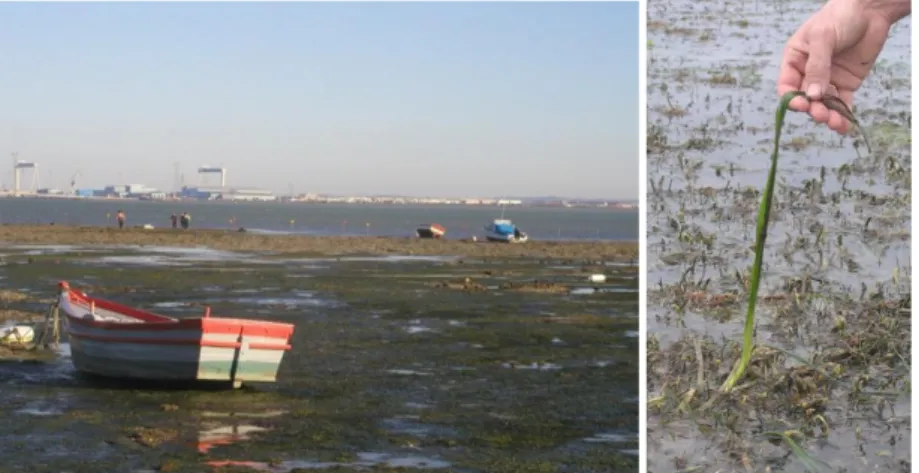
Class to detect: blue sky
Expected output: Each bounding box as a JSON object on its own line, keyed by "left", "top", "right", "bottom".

{"left": 0, "top": 2, "right": 638, "bottom": 199}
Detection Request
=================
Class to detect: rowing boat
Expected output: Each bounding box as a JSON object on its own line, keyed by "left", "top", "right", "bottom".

{"left": 57, "top": 281, "right": 295, "bottom": 388}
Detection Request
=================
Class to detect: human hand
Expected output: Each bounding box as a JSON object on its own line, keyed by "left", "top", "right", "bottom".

{"left": 777, "top": 0, "right": 908, "bottom": 134}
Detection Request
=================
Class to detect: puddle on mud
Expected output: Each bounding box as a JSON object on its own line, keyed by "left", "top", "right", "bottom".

{"left": 404, "top": 319, "right": 436, "bottom": 334}
{"left": 298, "top": 255, "right": 458, "bottom": 264}
{"left": 5, "top": 244, "right": 125, "bottom": 255}
{"left": 94, "top": 251, "right": 260, "bottom": 267}
{"left": 5, "top": 244, "right": 278, "bottom": 267}
{"left": 15, "top": 404, "right": 65, "bottom": 417}
{"left": 206, "top": 452, "right": 452, "bottom": 472}
{"left": 584, "top": 432, "right": 635, "bottom": 443}
{"left": 198, "top": 424, "right": 271, "bottom": 454}
{"left": 151, "top": 301, "right": 187, "bottom": 309}
{"left": 382, "top": 416, "right": 459, "bottom": 438}
{"left": 403, "top": 402, "right": 432, "bottom": 410}
{"left": 647, "top": 0, "right": 910, "bottom": 471}
{"left": 387, "top": 368, "right": 432, "bottom": 377}
{"left": 228, "top": 294, "right": 332, "bottom": 309}
{"left": 570, "top": 286, "right": 637, "bottom": 295}
{"left": 500, "top": 361, "right": 560, "bottom": 371}
{"left": 199, "top": 410, "right": 289, "bottom": 419}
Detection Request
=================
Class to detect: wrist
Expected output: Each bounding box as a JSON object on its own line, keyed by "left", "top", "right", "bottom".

{"left": 858, "top": 0, "right": 911, "bottom": 23}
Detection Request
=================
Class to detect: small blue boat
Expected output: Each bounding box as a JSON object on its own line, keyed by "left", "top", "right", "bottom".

{"left": 484, "top": 219, "right": 528, "bottom": 243}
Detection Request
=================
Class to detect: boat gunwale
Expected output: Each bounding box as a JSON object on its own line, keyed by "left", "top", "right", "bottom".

{"left": 57, "top": 281, "right": 295, "bottom": 340}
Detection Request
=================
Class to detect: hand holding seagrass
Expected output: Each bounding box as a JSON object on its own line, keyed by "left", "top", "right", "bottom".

{"left": 777, "top": 0, "right": 911, "bottom": 134}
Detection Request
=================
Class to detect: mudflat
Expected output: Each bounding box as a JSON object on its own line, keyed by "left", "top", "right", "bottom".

{"left": 0, "top": 241, "right": 638, "bottom": 471}
{"left": 0, "top": 224, "right": 636, "bottom": 261}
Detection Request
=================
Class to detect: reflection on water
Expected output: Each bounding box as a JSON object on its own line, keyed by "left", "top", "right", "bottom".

{"left": 196, "top": 409, "right": 286, "bottom": 454}
{"left": 198, "top": 424, "right": 270, "bottom": 454}
{"left": 569, "top": 286, "right": 637, "bottom": 295}
{"left": 206, "top": 452, "right": 451, "bottom": 472}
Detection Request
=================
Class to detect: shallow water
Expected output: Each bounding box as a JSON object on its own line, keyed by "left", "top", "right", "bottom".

{"left": 0, "top": 199, "right": 638, "bottom": 241}
{"left": 646, "top": 0, "right": 911, "bottom": 470}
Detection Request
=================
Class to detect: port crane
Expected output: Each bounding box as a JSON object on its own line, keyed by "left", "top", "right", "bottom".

{"left": 70, "top": 171, "right": 82, "bottom": 195}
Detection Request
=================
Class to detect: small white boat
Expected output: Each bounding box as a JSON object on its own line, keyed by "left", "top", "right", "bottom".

{"left": 57, "top": 281, "right": 295, "bottom": 388}
{"left": 416, "top": 223, "right": 446, "bottom": 239}
{"left": 484, "top": 219, "right": 528, "bottom": 243}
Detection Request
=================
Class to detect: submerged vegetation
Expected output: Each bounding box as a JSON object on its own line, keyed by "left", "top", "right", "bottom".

{"left": 0, "top": 242, "right": 638, "bottom": 472}
{"left": 646, "top": 0, "right": 911, "bottom": 471}
{"left": 721, "top": 91, "right": 870, "bottom": 393}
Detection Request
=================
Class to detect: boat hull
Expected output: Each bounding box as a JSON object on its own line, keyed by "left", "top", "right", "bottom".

{"left": 416, "top": 224, "right": 446, "bottom": 239}
{"left": 484, "top": 231, "right": 528, "bottom": 243}
{"left": 58, "top": 283, "right": 293, "bottom": 387}
{"left": 65, "top": 327, "right": 287, "bottom": 384}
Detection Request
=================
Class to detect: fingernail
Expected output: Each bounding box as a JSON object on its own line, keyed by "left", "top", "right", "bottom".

{"left": 806, "top": 84, "right": 821, "bottom": 98}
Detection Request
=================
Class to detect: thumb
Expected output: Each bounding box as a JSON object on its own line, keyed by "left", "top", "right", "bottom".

{"left": 802, "top": 25, "right": 838, "bottom": 99}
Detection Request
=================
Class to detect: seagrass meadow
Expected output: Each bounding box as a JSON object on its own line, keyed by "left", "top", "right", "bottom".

{"left": 645, "top": 0, "right": 911, "bottom": 471}
{"left": 0, "top": 235, "right": 638, "bottom": 472}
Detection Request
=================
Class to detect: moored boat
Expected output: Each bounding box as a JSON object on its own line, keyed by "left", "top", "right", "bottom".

{"left": 57, "top": 281, "right": 294, "bottom": 388}
{"left": 416, "top": 223, "right": 446, "bottom": 239}
{"left": 484, "top": 219, "right": 528, "bottom": 243}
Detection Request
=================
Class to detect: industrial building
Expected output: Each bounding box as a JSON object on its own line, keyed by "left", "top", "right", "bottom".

{"left": 64, "top": 184, "right": 167, "bottom": 200}
{"left": 179, "top": 186, "right": 276, "bottom": 201}
{"left": 222, "top": 188, "right": 276, "bottom": 201}
{"left": 176, "top": 165, "right": 275, "bottom": 201}
{"left": 9, "top": 154, "right": 39, "bottom": 196}
{"left": 4, "top": 161, "right": 271, "bottom": 202}
{"left": 179, "top": 186, "right": 223, "bottom": 200}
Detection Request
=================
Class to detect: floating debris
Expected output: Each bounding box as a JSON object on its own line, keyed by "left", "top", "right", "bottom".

{"left": 587, "top": 274, "right": 607, "bottom": 283}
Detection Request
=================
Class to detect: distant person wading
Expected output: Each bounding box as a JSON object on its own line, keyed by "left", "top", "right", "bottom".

{"left": 170, "top": 213, "right": 178, "bottom": 229}
{"left": 180, "top": 212, "right": 191, "bottom": 230}
{"left": 116, "top": 210, "right": 126, "bottom": 229}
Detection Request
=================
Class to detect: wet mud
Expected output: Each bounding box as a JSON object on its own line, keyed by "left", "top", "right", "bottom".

{"left": 0, "top": 243, "right": 637, "bottom": 472}
{"left": 0, "top": 224, "right": 637, "bottom": 262}
{"left": 646, "top": 0, "right": 911, "bottom": 472}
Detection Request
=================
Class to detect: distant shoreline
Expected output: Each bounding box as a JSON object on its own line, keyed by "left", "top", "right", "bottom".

{"left": 0, "top": 194, "right": 638, "bottom": 210}
{"left": 0, "top": 224, "right": 638, "bottom": 261}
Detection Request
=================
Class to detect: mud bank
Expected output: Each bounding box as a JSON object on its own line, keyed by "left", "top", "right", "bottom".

{"left": 0, "top": 224, "right": 636, "bottom": 261}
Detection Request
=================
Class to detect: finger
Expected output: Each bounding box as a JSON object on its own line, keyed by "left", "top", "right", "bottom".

{"left": 789, "top": 96, "right": 810, "bottom": 112}
{"left": 826, "top": 111, "right": 850, "bottom": 134}
{"left": 802, "top": 25, "right": 838, "bottom": 99}
{"left": 823, "top": 83, "right": 850, "bottom": 133}
{"left": 777, "top": 58, "right": 804, "bottom": 96}
{"left": 778, "top": 56, "right": 809, "bottom": 112}
{"left": 837, "top": 89, "right": 855, "bottom": 109}
{"left": 777, "top": 45, "right": 806, "bottom": 103}
{"left": 809, "top": 101, "right": 831, "bottom": 124}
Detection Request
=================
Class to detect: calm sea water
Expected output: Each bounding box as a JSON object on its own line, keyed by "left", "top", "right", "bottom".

{"left": 0, "top": 198, "right": 637, "bottom": 241}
